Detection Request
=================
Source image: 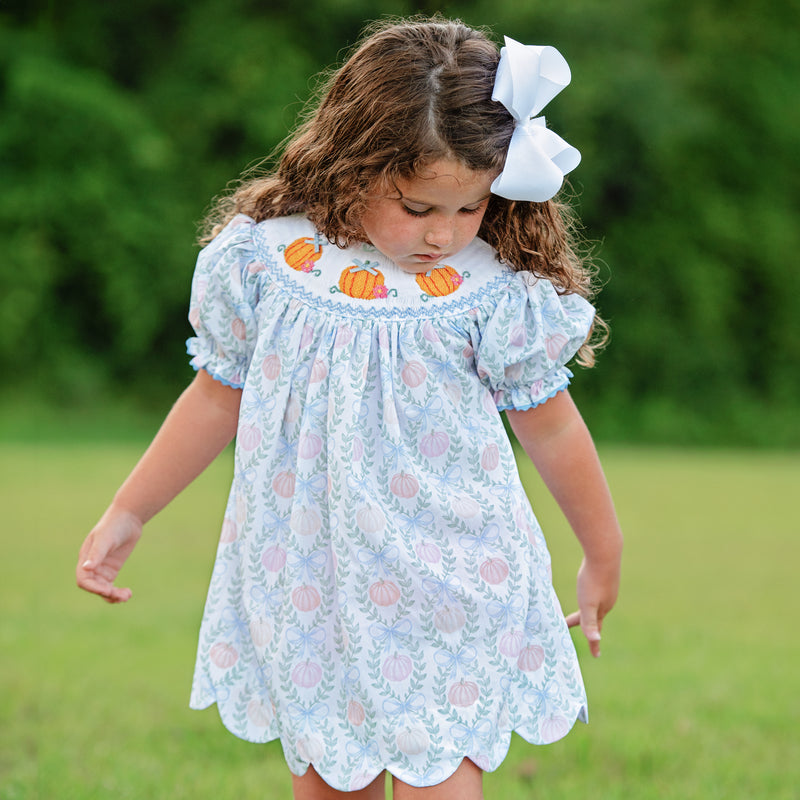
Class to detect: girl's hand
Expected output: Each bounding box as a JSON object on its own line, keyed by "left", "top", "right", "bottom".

{"left": 76, "top": 507, "right": 143, "bottom": 603}
{"left": 74, "top": 370, "right": 241, "bottom": 605}
{"left": 565, "top": 556, "right": 620, "bottom": 658}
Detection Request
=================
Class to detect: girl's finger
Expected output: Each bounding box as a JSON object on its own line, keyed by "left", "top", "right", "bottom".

{"left": 565, "top": 610, "right": 581, "bottom": 628}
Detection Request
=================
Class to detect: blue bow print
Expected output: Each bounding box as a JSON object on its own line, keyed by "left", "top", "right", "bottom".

{"left": 487, "top": 595, "right": 525, "bottom": 628}
{"left": 346, "top": 739, "right": 380, "bottom": 760}
{"left": 397, "top": 509, "right": 435, "bottom": 536}
{"left": 220, "top": 606, "right": 250, "bottom": 643}
{"left": 357, "top": 545, "right": 399, "bottom": 577}
{"left": 293, "top": 473, "right": 328, "bottom": 504}
{"left": 458, "top": 523, "right": 500, "bottom": 555}
{"left": 288, "top": 549, "right": 328, "bottom": 581}
{"left": 434, "top": 645, "right": 478, "bottom": 679}
{"left": 250, "top": 584, "right": 283, "bottom": 615}
{"left": 368, "top": 618, "right": 412, "bottom": 653}
{"left": 406, "top": 396, "right": 444, "bottom": 428}
{"left": 286, "top": 625, "right": 326, "bottom": 658}
{"left": 421, "top": 574, "right": 462, "bottom": 605}
{"left": 288, "top": 701, "right": 329, "bottom": 733}
{"left": 432, "top": 464, "right": 463, "bottom": 491}
{"left": 382, "top": 692, "right": 426, "bottom": 720}
{"left": 449, "top": 718, "right": 493, "bottom": 751}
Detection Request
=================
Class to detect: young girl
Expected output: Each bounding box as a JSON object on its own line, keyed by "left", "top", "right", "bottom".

{"left": 77, "top": 18, "right": 622, "bottom": 800}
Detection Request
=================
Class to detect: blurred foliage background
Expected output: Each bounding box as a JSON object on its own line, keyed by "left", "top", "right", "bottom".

{"left": 2, "top": 0, "right": 798, "bottom": 445}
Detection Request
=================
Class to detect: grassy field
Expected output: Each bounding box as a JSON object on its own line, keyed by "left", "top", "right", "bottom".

{"left": 1, "top": 441, "right": 798, "bottom": 799}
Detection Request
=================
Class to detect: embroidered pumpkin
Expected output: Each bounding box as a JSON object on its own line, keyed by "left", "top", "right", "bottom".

{"left": 291, "top": 660, "right": 323, "bottom": 688}
{"left": 281, "top": 235, "right": 324, "bottom": 273}
{"left": 517, "top": 643, "right": 545, "bottom": 672}
{"left": 347, "top": 700, "right": 366, "bottom": 726}
{"left": 480, "top": 557, "right": 509, "bottom": 585}
{"left": 415, "top": 265, "right": 463, "bottom": 297}
{"left": 368, "top": 579, "right": 401, "bottom": 607}
{"left": 396, "top": 727, "right": 429, "bottom": 756}
{"left": 338, "top": 260, "right": 386, "bottom": 299}
{"left": 448, "top": 679, "right": 480, "bottom": 708}
{"left": 382, "top": 653, "right": 413, "bottom": 682}
{"left": 434, "top": 604, "right": 466, "bottom": 634}
{"left": 291, "top": 584, "right": 321, "bottom": 612}
{"left": 210, "top": 642, "right": 238, "bottom": 669}
{"left": 390, "top": 471, "right": 419, "bottom": 499}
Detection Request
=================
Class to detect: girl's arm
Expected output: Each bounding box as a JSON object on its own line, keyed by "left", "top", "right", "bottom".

{"left": 505, "top": 390, "right": 623, "bottom": 657}
{"left": 76, "top": 369, "right": 242, "bottom": 603}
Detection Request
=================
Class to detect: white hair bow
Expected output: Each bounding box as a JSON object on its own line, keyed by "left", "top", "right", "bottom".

{"left": 491, "top": 37, "right": 581, "bottom": 203}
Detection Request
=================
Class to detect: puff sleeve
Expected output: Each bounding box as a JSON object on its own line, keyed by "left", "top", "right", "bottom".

{"left": 186, "top": 215, "right": 262, "bottom": 389}
{"left": 474, "top": 273, "right": 595, "bottom": 411}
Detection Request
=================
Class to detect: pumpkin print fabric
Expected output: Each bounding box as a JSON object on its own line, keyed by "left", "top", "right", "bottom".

{"left": 186, "top": 214, "right": 595, "bottom": 791}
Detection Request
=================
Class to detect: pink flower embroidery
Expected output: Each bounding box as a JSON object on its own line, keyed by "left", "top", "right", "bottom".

{"left": 373, "top": 284, "right": 389, "bottom": 299}
{"left": 451, "top": 274, "right": 463, "bottom": 287}
{"left": 301, "top": 260, "right": 315, "bottom": 273}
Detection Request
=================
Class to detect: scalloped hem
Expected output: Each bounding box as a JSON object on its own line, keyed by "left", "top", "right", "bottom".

{"left": 189, "top": 696, "right": 588, "bottom": 791}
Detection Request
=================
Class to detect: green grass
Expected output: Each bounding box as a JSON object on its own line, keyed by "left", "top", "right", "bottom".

{"left": 1, "top": 442, "right": 798, "bottom": 798}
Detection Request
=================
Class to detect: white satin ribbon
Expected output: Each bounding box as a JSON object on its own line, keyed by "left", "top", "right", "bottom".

{"left": 491, "top": 37, "right": 581, "bottom": 202}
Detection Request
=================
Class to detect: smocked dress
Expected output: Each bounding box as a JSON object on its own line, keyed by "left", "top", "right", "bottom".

{"left": 186, "top": 213, "right": 594, "bottom": 791}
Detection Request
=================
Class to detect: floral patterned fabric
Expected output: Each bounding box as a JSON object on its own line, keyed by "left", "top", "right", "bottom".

{"left": 186, "top": 214, "right": 594, "bottom": 790}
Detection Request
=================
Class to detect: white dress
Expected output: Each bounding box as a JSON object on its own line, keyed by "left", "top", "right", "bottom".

{"left": 186, "top": 213, "right": 593, "bottom": 790}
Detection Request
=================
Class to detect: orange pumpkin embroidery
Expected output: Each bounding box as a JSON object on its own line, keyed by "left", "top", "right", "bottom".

{"left": 279, "top": 233, "right": 325, "bottom": 273}
{"left": 416, "top": 265, "right": 464, "bottom": 298}
{"left": 338, "top": 260, "right": 388, "bottom": 300}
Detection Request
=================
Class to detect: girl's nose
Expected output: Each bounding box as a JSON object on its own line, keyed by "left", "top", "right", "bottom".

{"left": 424, "top": 220, "right": 454, "bottom": 249}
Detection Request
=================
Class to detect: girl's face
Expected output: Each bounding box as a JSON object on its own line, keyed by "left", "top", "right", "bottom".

{"left": 359, "top": 159, "right": 496, "bottom": 273}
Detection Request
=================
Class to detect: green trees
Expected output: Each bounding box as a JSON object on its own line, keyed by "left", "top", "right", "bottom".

{"left": 2, "top": 1, "right": 797, "bottom": 443}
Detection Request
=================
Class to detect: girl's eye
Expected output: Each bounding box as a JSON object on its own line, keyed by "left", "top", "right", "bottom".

{"left": 402, "top": 205, "right": 430, "bottom": 218}
{"left": 401, "top": 205, "right": 484, "bottom": 217}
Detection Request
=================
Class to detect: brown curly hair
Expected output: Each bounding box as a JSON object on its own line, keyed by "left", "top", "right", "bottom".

{"left": 202, "top": 17, "right": 606, "bottom": 365}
